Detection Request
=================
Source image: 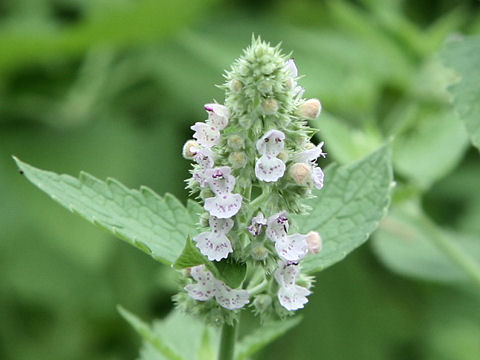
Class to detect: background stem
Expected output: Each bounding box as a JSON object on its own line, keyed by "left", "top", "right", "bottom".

{"left": 218, "top": 320, "right": 238, "bottom": 360}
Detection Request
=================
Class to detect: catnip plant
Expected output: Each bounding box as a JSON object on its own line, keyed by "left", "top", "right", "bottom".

{"left": 14, "top": 37, "right": 393, "bottom": 359}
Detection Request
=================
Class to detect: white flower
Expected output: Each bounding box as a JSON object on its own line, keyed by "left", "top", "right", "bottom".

{"left": 193, "top": 216, "right": 233, "bottom": 261}
{"left": 203, "top": 167, "right": 242, "bottom": 218}
{"left": 294, "top": 142, "right": 326, "bottom": 190}
{"left": 255, "top": 130, "right": 286, "bottom": 182}
{"left": 185, "top": 265, "right": 250, "bottom": 310}
{"left": 284, "top": 59, "right": 305, "bottom": 98}
{"left": 256, "top": 130, "right": 285, "bottom": 156}
{"left": 266, "top": 212, "right": 308, "bottom": 262}
{"left": 191, "top": 147, "right": 216, "bottom": 187}
{"left": 191, "top": 122, "right": 220, "bottom": 148}
{"left": 247, "top": 212, "right": 267, "bottom": 236}
{"left": 274, "top": 262, "right": 311, "bottom": 311}
{"left": 204, "top": 103, "right": 230, "bottom": 130}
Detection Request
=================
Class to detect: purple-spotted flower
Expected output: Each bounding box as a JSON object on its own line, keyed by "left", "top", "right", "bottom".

{"left": 191, "top": 146, "right": 216, "bottom": 187}
{"left": 266, "top": 212, "right": 308, "bottom": 262}
{"left": 294, "top": 142, "right": 326, "bottom": 190}
{"left": 247, "top": 212, "right": 267, "bottom": 236}
{"left": 193, "top": 216, "right": 234, "bottom": 261}
{"left": 185, "top": 265, "right": 250, "bottom": 310}
{"left": 255, "top": 130, "right": 286, "bottom": 182}
{"left": 191, "top": 122, "right": 221, "bottom": 148}
{"left": 204, "top": 166, "right": 242, "bottom": 218}
{"left": 274, "top": 262, "right": 310, "bottom": 311}
{"left": 204, "top": 103, "right": 229, "bottom": 130}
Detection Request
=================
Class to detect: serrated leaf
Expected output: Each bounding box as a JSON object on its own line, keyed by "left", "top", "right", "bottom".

{"left": 441, "top": 35, "right": 480, "bottom": 151}
{"left": 13, "top": 157, "right": 197, "bottom": 265}
{"left": 373, "top": 201, "right": 480, "bottom": 285}
{"left": 118, "top": 306, "right": 184, "bottom": 360}
{"left": 293, "top": 144, "right": 393, "bottom": 274}
{"left": 173, "top": 236, "right": 217, "bottom": 274}
{"left": 235, "top": 317, "right": 302, "bottom": 360}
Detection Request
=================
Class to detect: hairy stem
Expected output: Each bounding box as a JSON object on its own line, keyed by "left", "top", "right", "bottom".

{"left": 218, "top": 320, "right": 238, "bottom": 360}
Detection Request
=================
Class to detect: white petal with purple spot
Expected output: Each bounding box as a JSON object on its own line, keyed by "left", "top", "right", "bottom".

{"left": 204, "top": 193, "right": 242, "bottom": 219}
{"left": 255, "top": 155, "right": 286, "bottom": 182}
{"left": 275, "top": 233, "right": 308, "bottom": 262}
{"left": 191, "top": 122, "right": 220, "bottom": 148}
{"left": 215, "top": 283, "right": 250, "bottom": 310}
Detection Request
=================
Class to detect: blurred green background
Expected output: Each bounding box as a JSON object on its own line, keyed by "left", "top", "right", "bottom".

{"left": 1, "top": 0, "right": 479, "bottom": 359}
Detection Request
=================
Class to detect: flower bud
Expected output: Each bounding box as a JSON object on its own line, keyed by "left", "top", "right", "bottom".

{"left": 306, "top": 231, "right": 322, "bottom": 254}
{"left": 230, "top": 79, "right": 243, "bottom": 92}
{"left": 227, "top": 135, "right": 244, "bottom": 150}
{"left": 289, "top": 163, "right": 313, "bottom": 187}
{"left": 257, "top": 80, "right": 273, "bottom": 94}
{"left": 261, "top": 98, "right": 279, "bottom": 115}
{"left": 277, "top": 150, "right": 289, "bottom": 162}
{"left": 200, "top": 188, "right": 214, "bottom": 200}
{"left": 297, "top": 98, "right": 321, "bottom": 120}
{"left": 228, "top": 152, "right": 247, "bottom": 169}
{"left": 253, "top": 294, "right": 272, "bottom": 313}
{"left": 182, "top": 140, "right": 199, "bottom": 159}
{"left": 251, "top": 244, "right": 269, "bottom": 261}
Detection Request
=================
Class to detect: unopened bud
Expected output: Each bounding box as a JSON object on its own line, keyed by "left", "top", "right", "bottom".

{"left": 289, "top": 163, "right": 313, "bottom": 187}
{"left": 253, "top": 294, "right": 272, "bottom": 312}
{"left": 182, "top": 140, "right": 199, "bottom": 159}
{"left": 306, "top": 231, "right": 322, "bottom": 254}
{"left": 200, "top": 188, "right": 214, "bottom": 200}
{"left": 227, "top": 135, "right": 244, "bottom": 150}
{"left": 257, "top": 80, "right": 273, "bottom": 93}
{"left": 261, "top": 98, "right": 279, "bottom": 115}
{"left": 297, "top": 98, "right": 321, "bottom": 120}
{"left": 251, "top": 244, "right": 269, "bottom": 261}
{"left": 230, "top": 79, "right": 243, "bottom": 92}
{"left": 277, "top": 150, "right": 289, "bottom": 162}
{"left": 304, "top": 142, "right": 316, "bottom": 150}
{"left": 229, "top": 152, "right": 247, "bottom": 169}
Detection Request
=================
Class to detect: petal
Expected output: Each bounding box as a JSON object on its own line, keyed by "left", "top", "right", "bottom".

{"left": 215, "top": 283, "right": 250, "bottom": 310}
{"left": 277, "top": 285, "right": 310, "bottom": 311}
{"left": 184, "top": 283, "right": 216, "bottom": 301}
{"left": 204, "top": 193, "right": 242, "bottom": 219}
{"left": 295, "top": 143, "right": 326, "bottom": 163}
{"left": 285, "top": 59, "right": 298, "bottom": 78}
{"left": 275, "top": 233, "right": 308, "bottom": 262}
{"left": 191, "top": 122, "right": 220, "bottom": 148}
{"left": 256, "top": 130, "right": 286, "bottom": 156}
{"left": 255, "top": 155, "right": 286, "bottom": 182}
{"left": 205, "top": 103, "right": 229, "bottom": 130}
{"left": 247, "top": 212, "right": 267, "bottom": 236}
{"left": 266, "top": 212, "right": 289, "bottom": 242}
{"left": 274, "top": 262, "right": 300, "bottom": 287}
{"left": 209, "top": 216, "right": 234, "bottom": 235}
{"left": 204, "top": 167, "right": 236, "bottom": 195}
{"left": 194, "top": 232, "right": 233, "bottom": 261}
{"left": 189, "top": 264, "right": 214, "bottom": 282}
{"left": 312, "top": 166, "right": 324, "bottom": 190}
{"left": 192, "top": 147, "right": 215, "bottom": 168}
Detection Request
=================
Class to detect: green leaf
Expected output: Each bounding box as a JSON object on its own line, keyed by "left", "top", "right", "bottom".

{"left": 441, "top": 35, "right": 480, "bottom": 151}
{"left": 235, "top": 317, "right": 302, "bottom": 360}
{"left": 121, "top": 307, "right": 219, "bottom": 360}
{"left": 13, "top": 157, "right": 197, "bottom": 265}
{"left": 214, "top": 260, "right": 247, "bottom": 289}
{"left": 373, "top": 201, "right": 480, "bottom": 286}
{"left": 293, "top": 143, "right": 393, "bottom": 274}
{"left": 173, "top": 237, "right": 247, "bottom": 288}
{"left": 118, "top": 306, "right": 184, "bottom": 360}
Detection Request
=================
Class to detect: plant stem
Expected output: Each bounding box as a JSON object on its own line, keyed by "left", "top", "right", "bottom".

{"left": 420, "top": 214, "right": 480, "bottom": 288}
{"left": 218, "top": 320, "right": 238, "bottom": 360}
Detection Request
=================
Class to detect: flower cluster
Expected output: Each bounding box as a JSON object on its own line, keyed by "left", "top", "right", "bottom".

{"left": 180, "top": 38, "right": 325, "bottom": 321}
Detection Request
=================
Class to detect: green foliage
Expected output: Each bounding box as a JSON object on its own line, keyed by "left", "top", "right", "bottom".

{"left": 235, "top": 317, "right": 302, "bottom": 360}
{"left": 441, "top": 35, "right": 480, "bottom": 151}
{"left": 14, "top": 157, "right": 197, "bottom": 265}
{"left": 294, "top": 144, "right": 393, "bottom": 274}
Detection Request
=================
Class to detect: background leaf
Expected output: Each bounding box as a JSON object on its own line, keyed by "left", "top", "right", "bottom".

{"left": 293, "top": 144, "right": 393, "bottom": 274}
{"left": 441, "top": 35, "right": 480, "bottom": 151}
